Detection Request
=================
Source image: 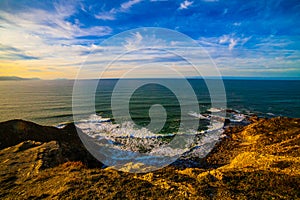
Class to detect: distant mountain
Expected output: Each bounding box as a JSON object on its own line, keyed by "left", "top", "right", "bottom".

{"left": 54, "top": 78, "right": 69, "bottom": 80}
{"left": 0, "top": 76, "right": 40, "bottom": 81}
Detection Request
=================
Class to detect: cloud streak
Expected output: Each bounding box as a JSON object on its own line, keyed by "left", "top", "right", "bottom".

{"left": 95, "top": 0, "right": 142, "bottom": 21}
{"left": 179, "top": 0, "right": 193, "bottom": 10}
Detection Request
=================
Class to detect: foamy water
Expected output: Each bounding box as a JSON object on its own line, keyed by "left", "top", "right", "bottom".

{"left": 57, "top": 108, "right": 245, "bottom": 168}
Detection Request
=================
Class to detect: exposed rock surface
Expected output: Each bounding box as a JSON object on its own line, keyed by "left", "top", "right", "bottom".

{"left": 0, "top": 117, "right": 299, "bottom": 199}
{"left": 0, "top": 120, "right": 102, "bottom": 167}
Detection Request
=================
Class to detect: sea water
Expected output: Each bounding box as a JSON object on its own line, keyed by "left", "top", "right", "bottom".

{"left": 0, "top": 79, "right": 299, "bottom": 161}
{"left": 1, "top": 79, "right": 299, "bottom": 126}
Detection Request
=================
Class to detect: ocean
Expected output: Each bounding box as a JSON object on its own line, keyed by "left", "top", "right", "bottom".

{"left": 1, "top": 78, "right": 299, "bottom": 166}
{"left": 0, "top": 79, "right": 299, "bottom": 128}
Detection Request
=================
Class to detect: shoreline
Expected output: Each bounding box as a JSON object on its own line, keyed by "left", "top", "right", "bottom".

{"left": 0, "top": 111, "right": 251, "bottom": 170}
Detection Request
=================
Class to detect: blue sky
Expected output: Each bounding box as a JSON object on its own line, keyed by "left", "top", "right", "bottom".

{"left": 0, "top": 0, "right": 299, "bottom": 78}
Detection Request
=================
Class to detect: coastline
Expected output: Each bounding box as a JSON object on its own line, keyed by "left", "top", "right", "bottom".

{"left": 0, "top": 116, "right": 299, "bottom": 199}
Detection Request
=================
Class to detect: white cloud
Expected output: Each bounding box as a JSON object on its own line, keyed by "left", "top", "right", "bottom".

{"left": 202, "top": 0, "right": 219, "bottom": 2}
{"left": 94, "top": 11, "right": 116, "bottom": 20}
{"left": 218, "top": 35, "right": 251, "bottom": 50}
{"left": 53, "top": 0, "right": 79, "bottom": 18}
{"left": 228, "top": 38, "right": 237, "bottom": 50}
{"left": 196, "top": 35, "right": 300, "bottom": 77}
{"left": 219, "top": 35, "right": 229, "bottom": 44}
{"left": 0, "top": 3, "right": 113, "bottom": 78}
{"left": 179, "top": 0, "right": 193, "bottom": 10}
{"left": 95, "top": 0, "right": 142, "bottom": 21}
{"left": 124, "top": 32, "right": 143, "bottom": 50}
{"left": 0, "top": 6, "right": 111, "bottom": 40}
{"left": 121, "top": 0, "right": 141, "bottom": 10}
{"left": 233, "top": 22, "right": 241, "bottom": 26}
{"left": 150, "top": 0, "right": 168, "bottom": 2}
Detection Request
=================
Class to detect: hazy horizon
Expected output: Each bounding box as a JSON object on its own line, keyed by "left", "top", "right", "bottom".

{"left": 1, "top": 75, "right": 300, "bottom": 81}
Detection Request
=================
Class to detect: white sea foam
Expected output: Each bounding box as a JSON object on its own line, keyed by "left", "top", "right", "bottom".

{"left": 73, "top": 113, "right": 228, "bottom": 162}
{"left": 230, "top": 113, "right": 246, "bottom": 122}
{"left": 188, "top": 108, "right": 247, "bottom": 124}
{"left": 56, "top": 123, "right": 67, "bottom": 129}
{"left": 267, "top": 112, "right": 275, "bottom": 116}
{"left": 188, "top": 111, "right": 210, "bottom": 120}
{"left": 72, "top": 107, "right": 252, "bottom": 166}
{"left": 76, "top": 114, "right": 168, "bottom": 139}
{"left": 207, "top": 107, "right": 222, "bottom": 112}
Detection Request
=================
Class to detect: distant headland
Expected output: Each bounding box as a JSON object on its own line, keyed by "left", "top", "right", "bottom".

{"left": 0, "top": 76, "right": 41, "bottom": 81}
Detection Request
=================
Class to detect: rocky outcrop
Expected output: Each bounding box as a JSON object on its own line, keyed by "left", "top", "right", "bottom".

{"left": 0, "top": 119, "right": 102, "bottom": 168}
{"left": 0, "top": 117, "right": 299, "bottom": 199}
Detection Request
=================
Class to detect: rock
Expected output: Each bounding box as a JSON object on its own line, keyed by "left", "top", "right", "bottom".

{"left": 0, "top": 119, "right": 102, "bottom": 168}
{"left": 13, "top": 140, "right": 42, "bottom": 152}
{"left": 0, "top": 117, "right": 299, "bottom": 199}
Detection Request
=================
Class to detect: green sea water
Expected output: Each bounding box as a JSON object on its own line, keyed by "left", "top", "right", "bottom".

{"left": 0, "top": 79, "right": 299, "bottom": 131}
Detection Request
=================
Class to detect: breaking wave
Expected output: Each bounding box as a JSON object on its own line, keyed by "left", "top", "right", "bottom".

{"left": 59, "top": 108, "right": 248, "bottom": 156}
{"left": 54, "top": 108, "right": 254, "bottom": 170}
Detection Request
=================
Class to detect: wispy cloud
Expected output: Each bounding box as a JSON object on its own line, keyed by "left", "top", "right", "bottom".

{"left": 124, "top": 32, "right": 143, "bottom": 50}
{"left": 94, "top": 11, "right": 116, "bottom": 20}
{"left": 123, "top": 31, "right": 167, "bottom": 51}
{"left": 228, "top": 38, "right": 237, "bottom": 51}
{"left": 0, "top": 44, "right": 39, "bottom": 60}
{"left": 0, "top": 53, "right": 38, "bottom": 61}
{"left": 95, "top": 0, "right": 142, "bottom": 20}
{"left": 218, "top": 34, "right": 251, "bottom": 50}
{"left": 179, "top": 0, "right": 193, "bottom": 10}
{"left": 0, "top": 1, "right": 113, "bottom": 78}
{"left": 202, "top": 0, "right": 219, "bottom": 2}
{"left": 0, "top": 7, "right": 111, "bottom": 42}
{"left": 196, "top": 34, "right": 300, "bottom": 77}
{"left": 121, "top": 0, "right": 141, "bottom": 10}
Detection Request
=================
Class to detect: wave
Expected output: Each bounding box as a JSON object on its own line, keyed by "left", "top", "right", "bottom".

{"left": 54, "top": 107, "right": 257, "bottom": 170}
{"left": 188, "top": 111, "right": 210, "bottom": 120}
{"left": 56, "top": 108, "right": 250, "bottom": 158}
{"left": 68, "top": 110, "right": 226, "bottom": 158}
{"left": 189, "top": 107, "right": 247, "bottom": 124}
{"left": 230, "top": 113, "right": 246, "bottom": 122}
{"left": 207, "top": 107, "right": 222, "bottom": 112}
{"left": 75, "top": 114, "right": 174, "bottom": 139}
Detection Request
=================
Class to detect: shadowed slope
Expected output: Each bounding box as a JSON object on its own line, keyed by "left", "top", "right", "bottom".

{"left": 0, "top": 119, "right": 102, "bottom": 167}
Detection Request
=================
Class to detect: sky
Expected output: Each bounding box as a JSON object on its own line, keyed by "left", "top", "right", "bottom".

{"left": 0, "top": 0, "right": 300, "bottom": 79}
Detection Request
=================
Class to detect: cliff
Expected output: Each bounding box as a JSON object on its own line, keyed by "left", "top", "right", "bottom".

{"left": 0, "top": 117, "right": 299, "bottom": 199}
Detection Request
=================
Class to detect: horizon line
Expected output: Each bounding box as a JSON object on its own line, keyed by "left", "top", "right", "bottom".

{"left": 1, "top": 76, "right": 300, "bottom": 81}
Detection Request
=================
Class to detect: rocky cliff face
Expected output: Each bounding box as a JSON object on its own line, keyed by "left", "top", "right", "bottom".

{"left": 0, "top": 117, "right": 299, "bottom": 199}
{"left": 0, "top": 119, "right": 102, "bottom": 168}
